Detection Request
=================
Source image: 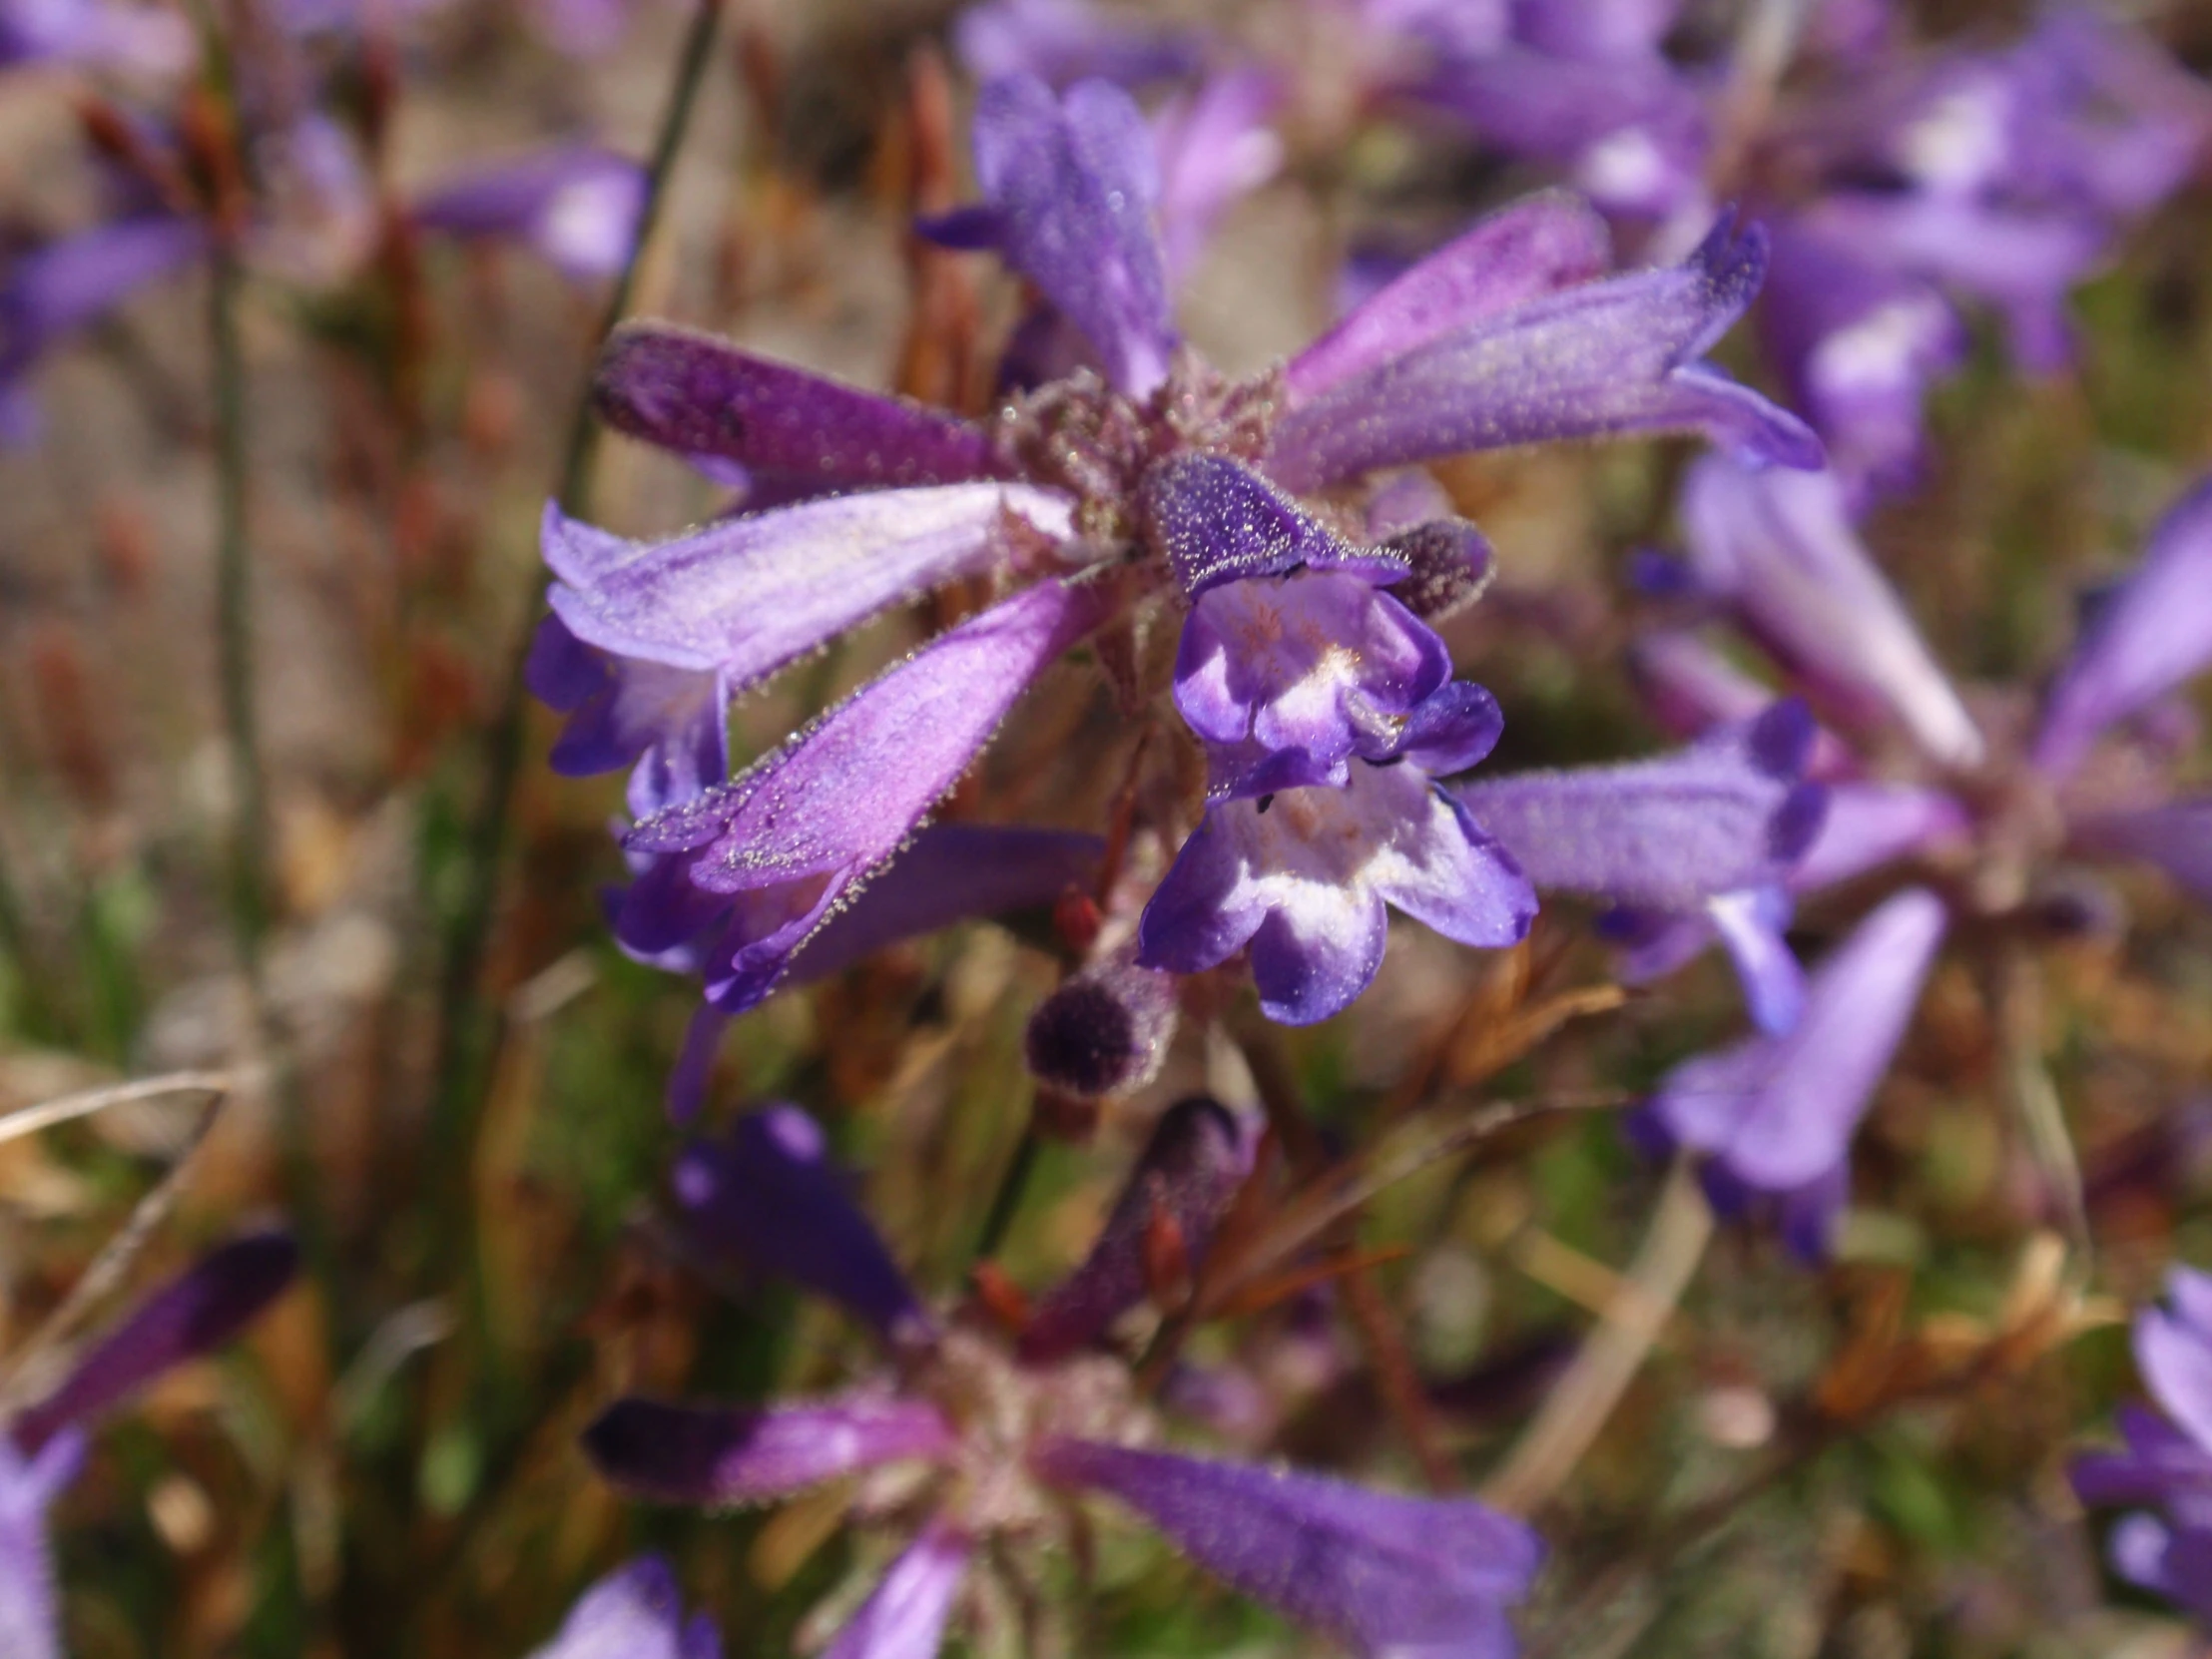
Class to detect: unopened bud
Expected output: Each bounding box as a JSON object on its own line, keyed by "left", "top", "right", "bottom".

{"left": 1381, "top": 517, "right": 1494, "bottom": 621}
{"left": 1023, "top": 951, "right": 1178, "bottom": 1101}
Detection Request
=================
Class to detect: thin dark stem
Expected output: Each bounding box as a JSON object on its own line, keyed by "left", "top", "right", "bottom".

{"left": 211, "top": 242, "right": 268, "bottom": 975}
{"left": 423, "top": 0, "right": 727, "bottom": 1166}
{"left": 975, "top": 1124, "right": 1041, "bottom": 1263}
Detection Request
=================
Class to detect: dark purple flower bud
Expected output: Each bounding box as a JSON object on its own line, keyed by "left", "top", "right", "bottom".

{"left": 2070, "top": 800, "right": 2212, "bottom": 908}
{"left": 1381, "top": 517, "right": 1496, "bottom": 622}
{"left": 1285, "top": 192, "right": 1612, "bottom": 403}
{"left": 529, "top": 1555, "right": 723, "bottom": 1659}
{"left": 591, "top": 323, "right": 1010, "bottom": 494}
{"left": 1268, "top": 213, "right": 1822, "bottom": 492}
{"left": 582, "top": 1396, "right": 956, "bottom": 1508}
{"left": 412, "top": 147, "right": 645, "bottom": 281}
{"left": 821, "top": 1519, "right": 969, "bottom": 1659}
{"left": 673, "top": 1105, "right": 931, "bottom": 1345}
{"left": 9, "top": 1231, "right": 298, "bottom": 1455}
{"left": 2034, "top": 476, "right": 2212, "bottom": 781}
{"left": 1137, "top": 746, "right": 1534, "bottom": 1026}
{"left": 964, "top": 76, "right": 1178, "bottom": 397}
{"left": 1680, "top": 454, "right": 1984, "bottom": 768}
{"left": 1456, "top": 700, "right": 1826, "bottom": 911}
{"left": 1031, "top": 1437, "right": 1543, "bottom": 1653}
{"left": 1018, "top": 1097, "right": 1248, "bottom": 1362}
{"left": 624, "top": 576, "right": 1109, "bottom": 1014}
{"left": 1645, "top": 887, "right": 1945, "bottom": 1255}
{"left": 1022, "top": 952, "right": 1181, "bottom": 1103}
{"left": 0, "top": 1429, "right": 81, "bottom": 1659}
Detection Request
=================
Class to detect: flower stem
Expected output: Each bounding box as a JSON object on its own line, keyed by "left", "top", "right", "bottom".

{"left": 424, "top": 0, "right": 727, "bottom": 1164}
{"left": 211, "top": 241, "right": 268, "bottom": 974}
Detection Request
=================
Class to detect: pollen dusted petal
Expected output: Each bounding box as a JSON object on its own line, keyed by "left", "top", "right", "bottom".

{"left": 582, "top": 1396, "right": 957, "bottom": 1508}
{"left": 1266, "top": 214, "right": 1822, "bottom": 491}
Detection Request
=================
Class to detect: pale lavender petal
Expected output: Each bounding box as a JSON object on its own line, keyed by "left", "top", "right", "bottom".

{"left": 1137, "top": 761, "right": 1534, "bottom": 1025}
{"left": 1153, "top": 68, "right": 1285, "bottom": 279}
{"left": 0, "top": 217, "right": 205, "bottom": 380}
{"left": 1707, "top": 887, "right": 1806, "bottom": 1036}
{"left": 592, "top": 323, "right": 1007, "bottom": 491}
{"left": 0, "top": 1431, "right": 80, "bottom": 1659}
{"left": 529, "top": 1556, "right": 723, "bottom": 1659}
{"left": 2007, "top": 9, "right": 2212, "bottom": 224}
{"left": 2171, "top": 1268, "right": 2212, "bottom": 1346}
{"left": 1510, "top": 0, "right": 1679, "bottom": 61}
{"left": 1285, "top": 193, "right": 1611, "bottom": 401}
{"left": 1650, "top": 887, "right": 1944, "bottom": 1198}
{"left": 625, "top": 578, "right": 1107, "bottom": 1013}
{"left": 9, "top": 1231, "right": 297, "bottom": 1454}
{"left": 971, "top": 76, "right": 1176, "bottom": 397}
{"left": 0, "top": 0, "right": 191, "bottom": 71}
{"left": 672, "top": 1105, "right": 930, "bottom": 1344}
{"left": 1456, "top": 700, "right": 1825, "bottom": 909}
{"left": 1790, "top": 784, "right": 1967, "bottom": 892}
{"left": 823, "top": 1521, "right": 970, "bottom": 1659}
{"left": 1141, "top": 453, "right": 1407, "bottom": 594}
{"left": 582, "top": 1396, "right": 956, "bottom": 1506}
{"left": 2138, "top": 1287, "right": 2212, "bottom": 1458}
{"left": 413, "top": 147, "right": 644, "bottom": 281}
{"left": 953, "top": 0, "right": 1202, "bottom": 90}
{"left": 2034, "top": 476, "right": 2212, "bottom": 780}
{"left": 1267, "top": 214, "right": 1821, "bottom": 491}
{"left": 544, "top": 485, "right": 1074, "bottom": 695}
{"left": 1031, "top": 1438, "right": 1542, "bottom": 1649}
{"left": 1680, "top": 453, "right": 1985, "bottom": 768}
{"left": 1019, "top": 1097, "right": 1249, "bottom": 1362}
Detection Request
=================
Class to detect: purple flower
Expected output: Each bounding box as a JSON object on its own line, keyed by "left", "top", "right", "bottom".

{"left": 412, "top": 147, "right": 645, "bottom": 282}
{"left": 2070, "top": 1268, "right": 2212, "bottom": 1625}
{"left": 952, "top": 0, "right": 1204, "bottom": 92}
{"left": 1137, "top": 742, "right": 1535, "bottom": 1025}
{"left": 585, "top": 1103, "right": 1543, "bottom": 1657}
{"left": 0, "top": 0, "right": 192, "bottom": 72}
{"left": 1268, "top": 213, "right": 1821, "bottom": 492}
{"left": 2069, "top": 801, "right": 2212, "bottom": 910}
{"left": 2033, "top": 476, "right": 2212, "bottom": 783}
{"left": 1642, "top": 887, "right": 1946, "bottom": 1257}
{"left": 1458, "top": 699, "right": 1827, "bottom": 913}
{"left": 1678, "top": 453, "right": 1984, "bottom": 768}
{"left": 530, "top": 1556, "right": 722, "bottom": 1659}
{"left": 619, "top": 577, "right": 1108, "bottom": 1015}
{"left": 1151, "top": 67, "right": 1285, "bottom": 279}
{"left": 0, "top": 216, "right": 207, "bottom": 445}
{"left": 1, "top": 1232, "right": 297, "bottom": 1659}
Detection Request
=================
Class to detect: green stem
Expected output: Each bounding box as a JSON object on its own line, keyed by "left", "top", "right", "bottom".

{"left": 423, "top": 0, "right": 728, "bottom": 1167}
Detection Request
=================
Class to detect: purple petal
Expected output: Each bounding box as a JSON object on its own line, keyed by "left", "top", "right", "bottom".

{"left": 0, "top": 1430, "right": 81, "bottom": 1659}
{"left": 413, "top": 147, "right": 645, "bottom": 281}
{"left": 971, "top": 76, "right": 1176, "bottom": 397}
{"left": 822, "top": 1521, "right": 970, "bottom": 1659}
{"left": 1456, "top": 701, "right": 1825, "bottom": 909}
{"left": 1018, "top": 1097, "right": 1250, "bottom": 1363}
{"left": 953, "top": 0, "right": 1203, "bottom": 91}
{"left": 544, "top": 485, "right": 1074, "bottom": 695}
{"left": 665, "top": 1005, "right": 731, "bottom": 1124}
{"left": 9, "top": 1231, "right": 297, "bottom": 1455}
{"left": 582, "top": 1395, "right": 956, "bottom": 1506}
{"left": 2034, "top": 476, "right": 2212, "bottom": 780}
{"left": 1789, "top": 784, "right": 1967, "bottom": 892}
{"left": 527, "top": 615, "right": 727, "bottom": 816}
{"left": 2138, "top": 1287, "right": 2212, "bottom": 1459}
{"left": 1650, "top": 886, "right": 1945, "bottom": 1200}
{"left": 788, "top": 824, "right": 1105, "bottom": 984}
{"left": 1140, "top": 454, "right": 1408, "bottom": 594}
{"left": 2170, "top": 1267, "right": 2212, "bottom": 1347}
{"left": 1031, "top": 1438, "right": 1542, "bottom": 1649}
{"left": 1510, "top": 0, "right": 1680, "bottom": 62}
{"left": 672, "top": 1105, "right": 931, "bottom": 1345}
{"left": 1267, "top": 213, "right": 1822, "bottom": 491}
{"left": 2071, "top": 1405, "right": 2212, "bottom": 1509}
{"left": 1707, "top": 887, "right": 1806, "bottom": 1036}
{"left": 1680, "top": 454, "right": 1984, "bottom": 768}
{"left": 1177, "top": 570, "right": 1451, "bottom": 799}
{"left": 0, "top": 217, "right": 205, "bottom": 376}
{"left": 1285, "top": 193, "right": 1612, "bottom": 402}
{"left": 2004, "top": 9, "right": 2212, "bottom": 225}
{"left": 623, "top": 577, "right": 1106, "bottom": 1013}
{"left": 592, "top": 323, "right": 1008, "bottom": 491}
{"left": 529, "top": 1556, "right": 723, "bottom": 1659}
{"left": 1153, "top": 68, "right": 1285, "bottom": 279}
{"left": 1137, "top": 762, "right": 1535, "bottom": 1025}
